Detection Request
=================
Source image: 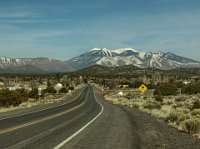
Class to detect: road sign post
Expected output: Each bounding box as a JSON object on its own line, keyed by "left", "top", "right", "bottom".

{"left": 138, "top": 84, "right": 148, "bottom": 99}
{"left": 38, "top": 88, "right": 42, "bottom": 102}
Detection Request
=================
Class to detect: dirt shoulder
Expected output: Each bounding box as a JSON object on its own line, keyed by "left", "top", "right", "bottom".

{"left": 121, "top": 105, "right": 200, "bottom": 149}
{"left": 95, "top": 84, "right": 200, "bottom": 140}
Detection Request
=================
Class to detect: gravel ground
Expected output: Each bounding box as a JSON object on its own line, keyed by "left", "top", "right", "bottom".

{"left": 122, "top": 106, "right": 200, "bottom": 149}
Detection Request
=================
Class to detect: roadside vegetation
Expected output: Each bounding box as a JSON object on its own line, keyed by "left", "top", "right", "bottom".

{"left": 100, "top": 82, "right": 200, "bottom": 139}
{"left": 0, "top": 85, "right": 76, "bottom": 108}
{"left": 0, "top": 89, "right": 28, "bottom": 107}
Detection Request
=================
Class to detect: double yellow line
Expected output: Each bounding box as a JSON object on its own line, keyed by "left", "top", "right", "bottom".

{"left": 0, "top": 102, "right": 84, "bottom": 135}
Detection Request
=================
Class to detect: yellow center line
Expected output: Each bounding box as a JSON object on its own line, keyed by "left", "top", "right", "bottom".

{"left": 0, "top": 102, "right": 84, "bottom": 135}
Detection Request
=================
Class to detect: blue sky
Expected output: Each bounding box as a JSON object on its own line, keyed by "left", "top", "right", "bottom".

{"left": 0, "top": 0, "right": 200, "bottom": 60}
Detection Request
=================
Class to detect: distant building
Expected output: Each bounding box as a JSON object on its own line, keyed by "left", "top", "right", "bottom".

{"left": 0, "top": 82, "right": 4, "bottom": 86}
{"left": 61, "top": 75, "right": 69, "bottom": 82}
{"left": 38, "top": 84, "right": 47, "bottom": 90}
{"left": 122, "top": 85, "right": 129, "bottom": 88}
{"left": 183, "top": 80, "right": 191, "bottom": 85}
{"left": 7, "top": 86, "right": 32, "bottom": 91}
{"left": 140, "top": 73, "right": 169, "bottom": 84}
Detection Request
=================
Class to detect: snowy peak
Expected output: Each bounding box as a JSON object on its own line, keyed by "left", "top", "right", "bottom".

{"left": 66, "top": 47, "right": 200, "bottom": 70}
{"left": 90, "top": 48, "right": 102, "bottom": 51}
{"left": 89, "top": 48, "right": 113, "bottom": 57}
{"left": 89, "top": 47, "right": 141, "bottom": 57}
{"left": 113, "top": 48, "right": 138, "bottom": 54}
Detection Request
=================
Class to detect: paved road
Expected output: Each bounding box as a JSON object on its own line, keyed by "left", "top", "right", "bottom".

{"left": 0, "top": 85, "right": 101, "bottom": 149}
{"left": 63, "top": 89, "right": 200, "bottom": 149}
{"left": 0, "top": 85, "right": 200, "bottom": 149}
{"left": 0, "top": 87, "right": 83, "bottom": 119}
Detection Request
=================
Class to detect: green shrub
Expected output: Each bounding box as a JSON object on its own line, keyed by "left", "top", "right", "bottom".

{"left": 147, "top": 83, "right": 156, "bottom": 89}
{"left": 191, "top": 109, "right": 200, "bottom": 116}
{"left": 0, "top": 89, "right": 28, "bottom": 107}
{"left": 154, "top": 95, "right": 163, "bottom": 102}
{"left": 192, "top": 99, "right": 200, "bottom": 109}
{"left": 28, "top": 88, "right": 39, "bottom": 99}
{"left": 143, "top": 101, "right": 161, "bottom": 109}
{"left": 68, "top": 86, "right": 74, "bottom": 91}
{"left": 181, "top": 118, "right": 200, "bottom": 134}
{"left": 154, "top": 83, "right": 178, "bottom": 96}
{"left": 132, "top": 103, "right": 140, "bottom": 109}
{"left": 83, "top": 78, "right": 88, "bottom": 83}
{"left": 44, "top": 87, "right": 56, "bottom": 94}
{"left": 181, "top": 83, "right": 200, "bottom": 95}
{"left": 165, "top": 112, "right": 180, "bottom": 122}
{"left": 14, "top": 89, "right": 28, "bottom": 103}
{"left": 176, "top": 81, "right": 184, "bottom": 88}
{"left": 177, "top": 114, "right": 190, "bottom": 124}
{"left": 125, "top": 93, "right": 134, "bottom": 100}
{"left": 59, "top": 87, "right": 68, "bottom": 93}
{"left": 175, "top": 96, "right": 187, "bottom": 102}
{"left": 130, "top": 80, "right": 144, "bottom": 88}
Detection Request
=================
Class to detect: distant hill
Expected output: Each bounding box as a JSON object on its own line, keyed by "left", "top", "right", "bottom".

{"left": 1, "top": 65, "right": 46, "bottom": 74}
{"left": 68, "top": 64, "right": 200, "bottom": 78}
{"left": 165, "top": 67, "right": 200, "bottom": 76}
{"left": 69, "top": 64, "right": 145, "bottom": 77}
{"left": 0, "top": 57, "right": 75, "bottom": 73}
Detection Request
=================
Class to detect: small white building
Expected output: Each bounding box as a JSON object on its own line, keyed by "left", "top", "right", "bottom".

{"left": 38, "top": 84, "right": 47, "bottom": 90}
{"left": 0, "top": 82, "right": 4, "bottom": 86}
{"left": 7, "top": 86, "right": 32, "bottom": 91}
{"left": 54, "top": 83, "right": 63, "bottom": 93}
{"left": 183, "top": 80, "right": 191, "bottom": 85}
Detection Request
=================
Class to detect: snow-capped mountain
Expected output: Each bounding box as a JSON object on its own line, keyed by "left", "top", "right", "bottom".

{"left": 1, "top": 48, "right": 199, "bottom": 73}
{"left": 65, "top": 48, "right": 200, "bottom": 70}
{"left": 0, "top": 57, "right": 74, "bottom": 73}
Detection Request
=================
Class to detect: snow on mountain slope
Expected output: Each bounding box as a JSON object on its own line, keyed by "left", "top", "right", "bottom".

{"left": 96, "top": 56, "right": 143, "bottom": 67}
{"left": 90, "top": 48, "right": 113, "bottom": 56}
{"left": 0, "top": 57, "right": 74, "bottom": 72}
{"left": 114, "top": 48, "right": 138, "bottom": 54}
{"left": 65, "top": 48, "right": 200, "bottom": 70}
{"left": 139, "top": 51, "right": 146, "bottom": 59}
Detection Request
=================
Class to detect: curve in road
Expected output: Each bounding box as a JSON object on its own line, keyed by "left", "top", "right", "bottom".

{"left": 1, "top": 85, "right": 200, "bottom": 149}
{"left": 0, "top": 85, "right": 102, "bottom": 149}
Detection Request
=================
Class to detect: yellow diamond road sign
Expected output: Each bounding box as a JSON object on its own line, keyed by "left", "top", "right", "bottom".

{"left": 139, "top": 84, "right": 147, "bottom": 93}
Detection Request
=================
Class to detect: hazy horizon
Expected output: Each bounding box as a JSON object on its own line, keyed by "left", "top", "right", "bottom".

{"left": 0, "top": 0, "right": 200, "bottom": 61}
{"left": 0, "top": 47, "right": 199, "bottom": 62}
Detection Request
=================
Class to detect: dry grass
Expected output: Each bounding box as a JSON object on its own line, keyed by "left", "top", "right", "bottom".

{"left": 180, "top": 118, "right": 200, "bottom": 134}
{"left": 143, "top": 100, "right": 161, "bottom": 109}
{"left": 102, "top": 86, "right": 200, "bottom": 138}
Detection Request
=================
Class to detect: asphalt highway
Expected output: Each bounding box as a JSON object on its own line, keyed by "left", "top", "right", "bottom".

{"left": 0, "top": 85, "right": 200, "bottom": 149}
{"left": 0, "top": 85, "right": 102, "bottom": 149}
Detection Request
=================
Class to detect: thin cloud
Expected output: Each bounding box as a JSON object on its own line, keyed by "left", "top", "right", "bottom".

{"left": 0, "top": 18, "right": 71, "bottom": 24}
{"left": 0, "top": 0, "right": 200, "bottom": 61}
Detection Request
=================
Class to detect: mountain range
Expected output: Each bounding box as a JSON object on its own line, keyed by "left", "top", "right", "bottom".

{"left": 65, "top": 48, "right": 200, "bottom": 70}
{"left": 0, "top": 48, "right": 199, "bottom": 73}
{"left": 0, "top": 57, "right": 74, "bottom": 73}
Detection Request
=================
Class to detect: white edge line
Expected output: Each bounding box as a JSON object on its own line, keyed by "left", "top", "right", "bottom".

{"left": 53, "top": 86, "right": 104, "bottom": 149}
{"left": 0, "top": 86, "right": 87, "bottom": 121}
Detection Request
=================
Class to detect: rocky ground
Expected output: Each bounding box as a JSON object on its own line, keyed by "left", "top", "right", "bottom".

{"left": 95, "top": 84, "right": 200, "bottom": 139}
